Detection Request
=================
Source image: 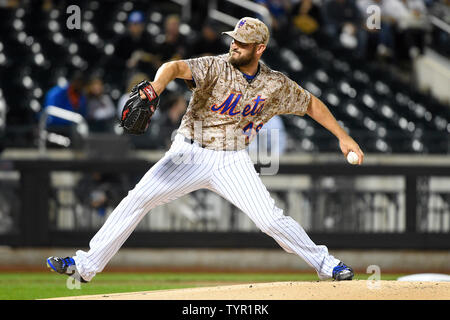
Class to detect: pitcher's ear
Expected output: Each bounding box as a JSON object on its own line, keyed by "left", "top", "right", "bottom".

{"left": 257, "top": 44, "right": 266, "bottom": 55}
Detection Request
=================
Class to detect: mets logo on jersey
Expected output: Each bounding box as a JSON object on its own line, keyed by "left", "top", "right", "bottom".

{"left": 209, "top": 92, "right": 265, "bottom": 117}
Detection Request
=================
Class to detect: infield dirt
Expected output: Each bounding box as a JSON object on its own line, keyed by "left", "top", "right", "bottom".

{"left": 48, "top": 280, "right": 450, "bottom": 300}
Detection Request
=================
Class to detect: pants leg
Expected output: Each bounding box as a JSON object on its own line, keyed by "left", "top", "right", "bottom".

{"left": 210, "top": 152, "right": 340, "bottom": 279}
{"left": 74, "top": 138, "right": 215, "bottom": 281}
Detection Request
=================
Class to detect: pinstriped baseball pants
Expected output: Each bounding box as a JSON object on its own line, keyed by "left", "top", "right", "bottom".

{"left": 73, "top": 133, "right": 341, "bottom": 281}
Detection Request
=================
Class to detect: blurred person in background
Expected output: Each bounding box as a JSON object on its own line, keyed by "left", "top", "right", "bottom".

{"left": 85, "top": 75, "right": 116, "bottom": 133}
{"left": 42, "top": 71, "right": 87, "bottom": 136}
{"left": 192, "top": 20, "right": 228, "bottom": 57}
{"left": 392, "top": 0, "right": 430, "bottom": 61}
{"left": 291, "top": 0, "right": 323, "bottom": 36}
{"left": 157, "top": 14, "right": 188, "bottom": 61}
{"left": 114, "top": 11, "right": 161, "bottom": 75}
{"left": 356, "top": 0, "right": 396, "bottom": 60}
{"left": 254, "top": 0, "right": 293, "bottom": 45}
{"left": 322, "top": 0, "right": 365, "bottom": 56}
{"left": 359, "top": 0, "right": 430, "bottom": 62}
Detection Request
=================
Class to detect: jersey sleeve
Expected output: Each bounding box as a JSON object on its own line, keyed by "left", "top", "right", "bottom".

{"left": 183, "top": 55, "right": 222, "bottom": 91}
{"left": 276, "top": 75, "right": 311, "bottom": 116}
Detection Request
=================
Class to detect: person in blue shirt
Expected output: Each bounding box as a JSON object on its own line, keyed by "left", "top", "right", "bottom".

{"left": 43, "top": 71, "right": 87, "bottom": 128}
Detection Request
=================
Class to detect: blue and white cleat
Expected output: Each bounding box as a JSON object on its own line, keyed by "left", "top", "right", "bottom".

{"left": 332, "top": 262, "right": 354, "bottom": 281}
{"left": 46, "top": 256, "right": 87, "bottom": 283}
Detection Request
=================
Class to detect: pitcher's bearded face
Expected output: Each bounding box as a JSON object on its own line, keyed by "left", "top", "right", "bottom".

{"left": 228, "top": 40, "right": 257, "bottom": 67}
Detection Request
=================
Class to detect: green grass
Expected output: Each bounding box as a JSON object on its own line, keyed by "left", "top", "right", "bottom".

{"left": 0, "top": 272, "right": 405, "bottom": 300}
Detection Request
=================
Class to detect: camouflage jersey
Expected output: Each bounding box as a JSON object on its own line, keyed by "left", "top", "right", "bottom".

{"left": 177, "top": 54, "right": 311, "bottom": 151}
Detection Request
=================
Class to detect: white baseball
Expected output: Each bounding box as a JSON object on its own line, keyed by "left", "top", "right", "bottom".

{"left": 347, "top": 151, "right": 359, "bottom": 165}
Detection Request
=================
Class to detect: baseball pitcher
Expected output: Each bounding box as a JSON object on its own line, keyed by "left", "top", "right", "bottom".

{"left": 47, "top": 17, "right": 364, "bottom": 283}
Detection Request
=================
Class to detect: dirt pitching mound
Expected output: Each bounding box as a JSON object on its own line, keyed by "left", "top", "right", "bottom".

{"left": 50, "top": 280, "right": 450, "bottom": 300}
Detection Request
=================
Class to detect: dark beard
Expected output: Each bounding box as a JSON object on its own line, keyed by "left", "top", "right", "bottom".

{"left": 229, "top": 54, "right": 253, "bottom": 67}
{"left": 228, "top": 47, "right": 256, "bottom": 68}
